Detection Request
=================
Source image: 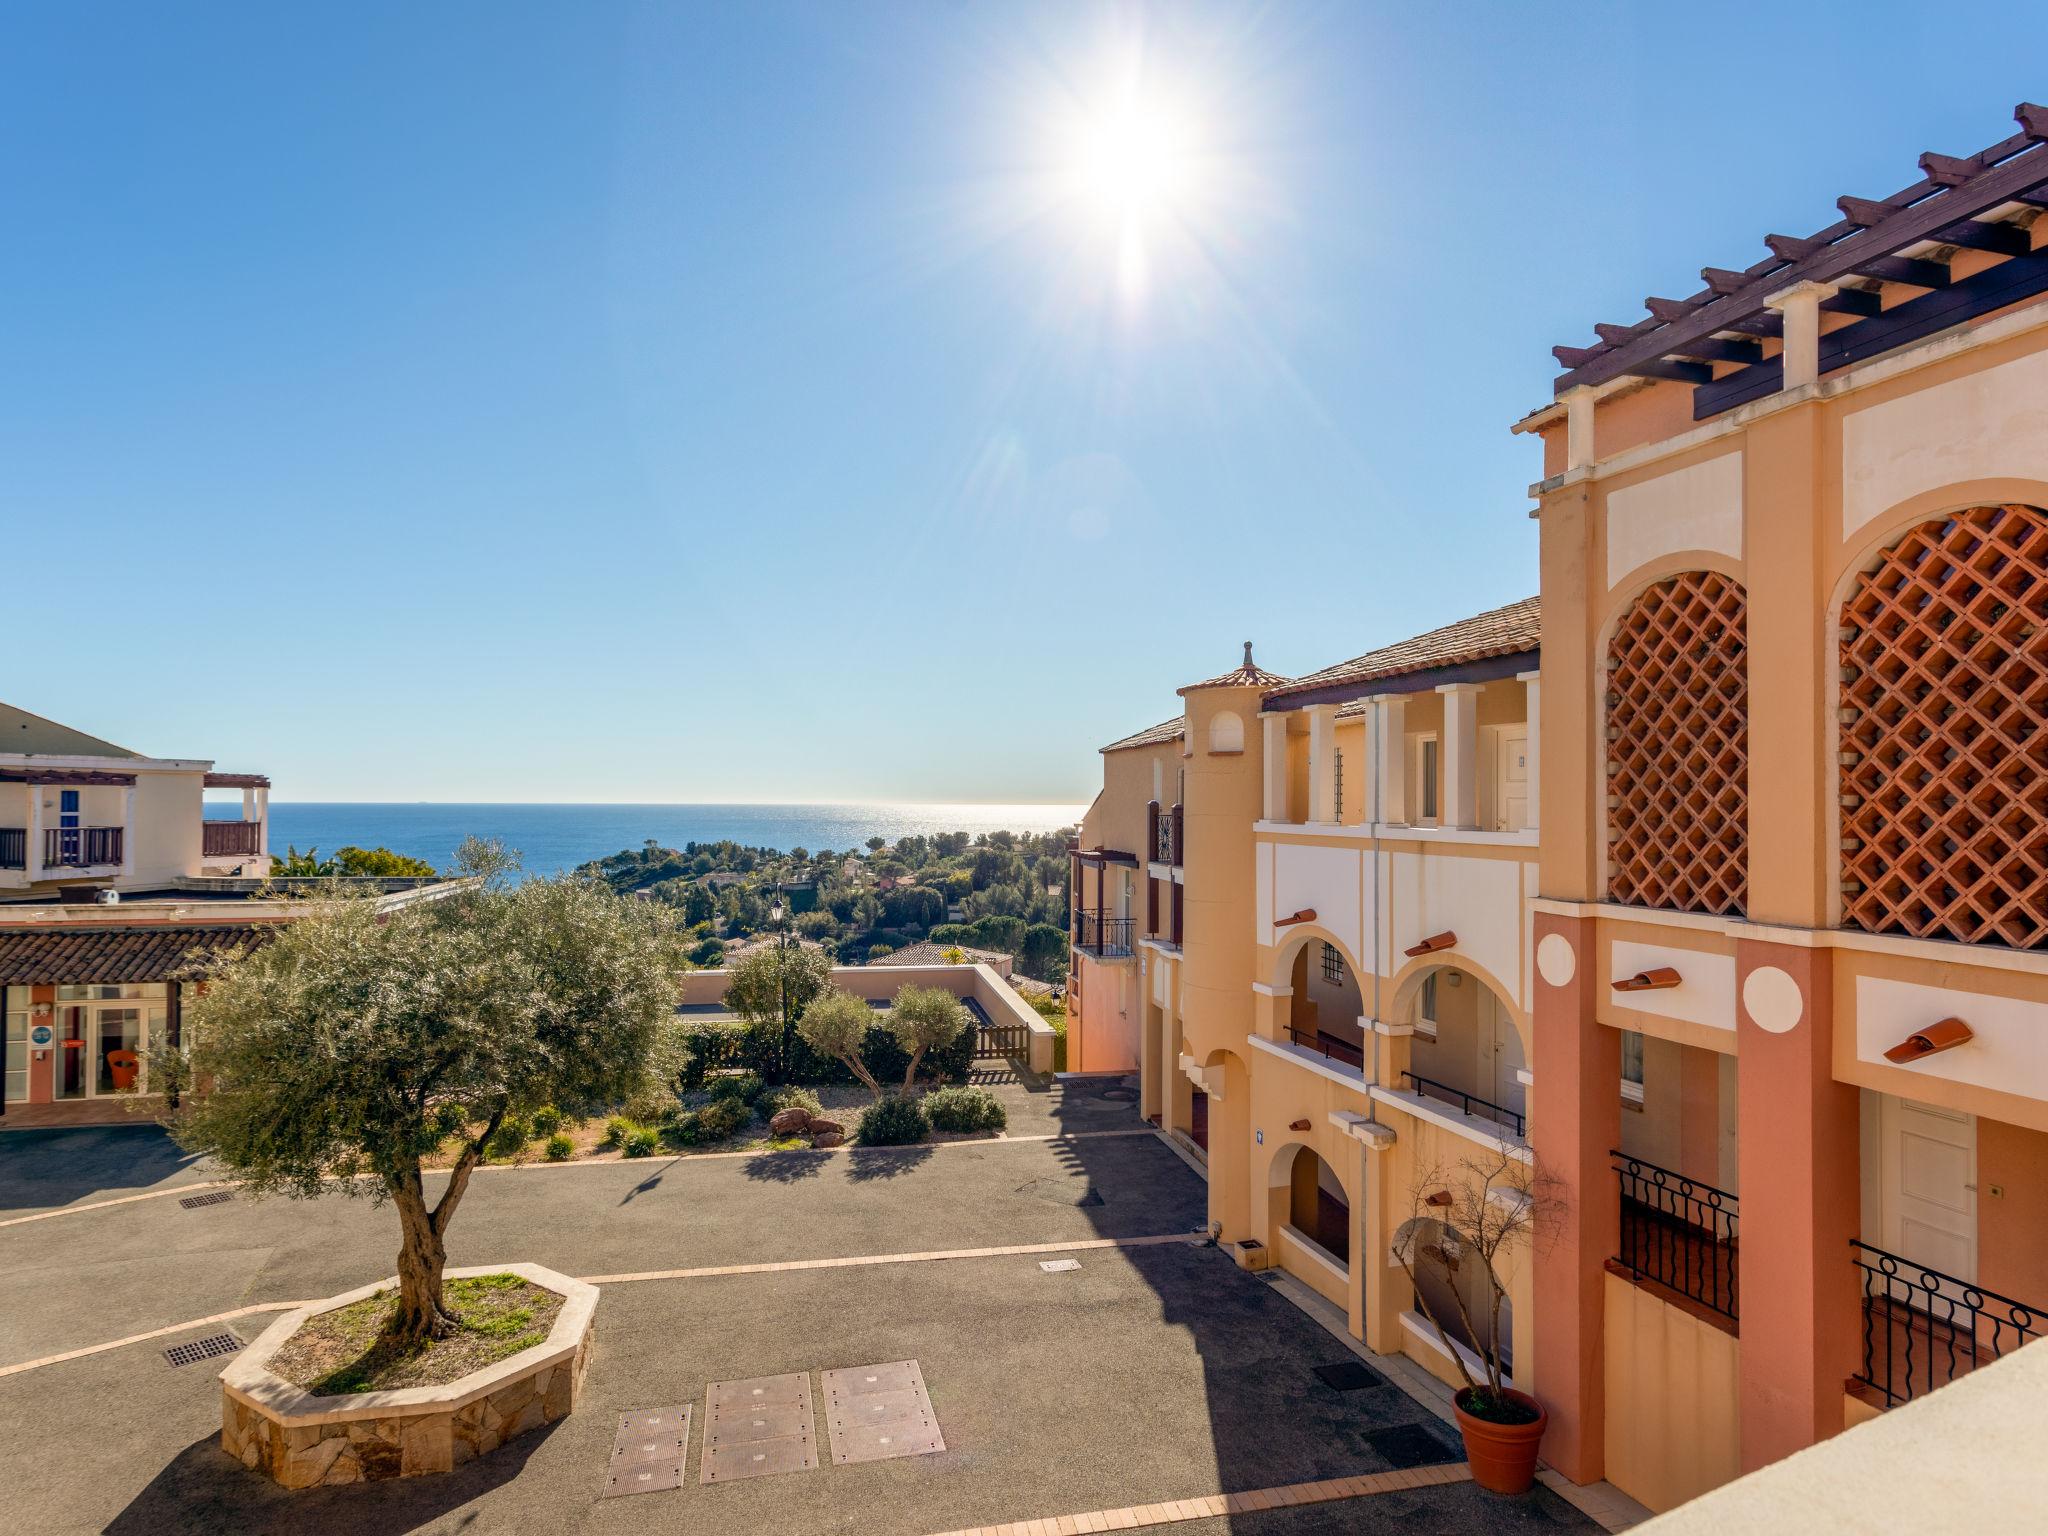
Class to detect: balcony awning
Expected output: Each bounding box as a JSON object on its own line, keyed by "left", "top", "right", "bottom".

{"left": 0, "top": 924, "right": 281, "bottom": 985}
{"left": 203, "top": 773, "right": 270, "bottom": 790}
{"left": 0, "top": 769, "right": 137, "bottom": 787}
{"left": 1074, "top": 848, "right": 1138, "bottom": 866}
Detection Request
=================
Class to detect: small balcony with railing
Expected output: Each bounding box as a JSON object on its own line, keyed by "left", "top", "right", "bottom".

{"left": 1607, "top": 1150, "right": 1740, "bottom": 1328}
{"left": 1849, "top": 1241, "right": 2044, "bottom": 1410}
{"left": 42, "top": 826, "right": 125, "bottom": 871}
{"left": 1073, "top": 911, "right": 1135, "bottom": 958}
{"left": 202, "top": 820, "right": 264, "bottom": 858}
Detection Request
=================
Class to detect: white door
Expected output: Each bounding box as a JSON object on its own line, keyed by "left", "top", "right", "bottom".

{"left": 1498, "top": 732, "right": 1529, "bottom": 832}
{"left": 1481, "top": 991, "right": 1527, "bottom": 1121}
{"left": 1879, "top": 1094, "right": 1976, "bottom": 1281}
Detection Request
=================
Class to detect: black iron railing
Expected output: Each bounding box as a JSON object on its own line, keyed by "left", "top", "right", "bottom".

{"left": 1154, "top": 802, "right": 1182, "bottom": 866}
{"left": 1072, "top": 912, "right": 1134, "bottom": 957}
{"left": 1287, "top": 1023, "right": 1364, "bottom": 1070}
{"left": 44, "top": 826, "right": 123, "bottom": 869}
{"left": 1851, "top": 1240, "right": 2044, "bottom": 1407}
{"left": 0, "top": 828, "right": 23, "bottom": 870}
{"left": 202, "top": 821, "right": 264, "bottom": 857}
{"left": 1400, "top": 1071, "right": 1526, "bottom": 1139}
{"left": 1612, "top": 1151, "right": 1739, "bottom": 1322}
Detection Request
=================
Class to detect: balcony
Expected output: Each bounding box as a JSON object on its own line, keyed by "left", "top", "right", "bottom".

{"left": 203, "top": 820, "right": 264, "bottom": 858}
{"left": 1851, "top": 1241, "right": 2044, "bottom": 1408}
{"left": 1073, "top": 912, "right": 1134, "bottom": 958}
{"left": 43, "top": 826, "right": 123, "bottom": 870}
{"left": 1400, "top": 1070, "right": 1526, "bottom": 1139}
{"left": 0, "top": 829, "right": 22, "bottom": 870}
{"left": 1150, "top": 800, "right": 1182, "bottom": 867}
{"left": 1610, "top": 1151, "right": 1740, "bottom": 1326}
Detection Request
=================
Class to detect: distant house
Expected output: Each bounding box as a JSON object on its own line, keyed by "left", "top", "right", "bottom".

{"left": 701, "top": 871, "right": 745, "bottom": 890}
{"left": 864, "top": 940, "right": 1012, "bottom": 978}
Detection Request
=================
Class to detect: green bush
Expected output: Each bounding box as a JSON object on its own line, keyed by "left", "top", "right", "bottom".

{"left": 488, "top": 1117, "right": 530, "bottom": 1158}
{"left": 543, "top": 1133, "right": 574, "bottom": 1161}
{"left": 696, "top": 1097, "right": 751, "bottom": 1142}
{"left": 599, "top": 1115, "right": 637, "bottom": 1149}
{"left": 922, "top": 1085, "right": 1006, "bottom": 1133}
{"left": 756, "top": 1084, "right": 823, "bottom": 1122}
{"left": 661, "top": 1112, "right": 704, "bottom": 1148}
{"left": 678, "top": 1022, "right": 744, "bottom": 1093}
{"left": 433, "top": 1102, "right": 472, "bottom": 1142}
{"left": 530, "top": 1106, "right": 562, "bottom": 1138}
{"left": 623, "top": 1126, "right": 661, "bottom": 1158}
{"left": 857, "top": 1093, "right": 930, "bottom": 1146}
{"left": 711, "top": 1072, "right": 764, "bottom": 1105}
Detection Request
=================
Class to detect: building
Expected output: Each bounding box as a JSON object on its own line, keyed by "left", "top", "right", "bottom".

{"left": 1, "top": 703, "right": 443, "bottom": 1127}
{"left": 1074, "top": 99, "right": 2048, "bottom": 1518}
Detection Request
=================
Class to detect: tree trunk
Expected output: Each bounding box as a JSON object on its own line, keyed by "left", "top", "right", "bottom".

{"left": 902, "top": 1045, "right": 926, "bottom": 1091}
{"left": 390, "top": 1171, "right": 459, "bottom": 1339}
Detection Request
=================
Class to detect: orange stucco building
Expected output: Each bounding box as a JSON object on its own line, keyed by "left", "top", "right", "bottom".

{"left": 1072, "top": 100, "right": 2048, "bottom": 1516}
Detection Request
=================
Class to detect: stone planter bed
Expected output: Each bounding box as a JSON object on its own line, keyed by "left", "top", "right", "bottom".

{"left": 221, "top": 1263, "right": 595, "bottom": 1488}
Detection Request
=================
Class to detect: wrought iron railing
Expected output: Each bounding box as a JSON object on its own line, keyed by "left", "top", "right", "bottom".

{"left": 1851, "top": 1240, "right": 2044, "bottom": 1407}
{"left": 1287, "top": 1023, "right": 1364, "bottom": 1070}
{"left": 1612, "top": 1151, "right": 1740, "bottom": 1322}
{"left": 1072, "top": 912, "right": 1134, "bottom": 957}
{"left": 1151, "top": 802, "right": 1182, "bottom": 866}
{"left": 1399, "top": 1071, "right": 1526, "bottom": 1139}
{"left": 202, "top": 820, "right": 264, "bottom": 857}
{"left": 44, "top": 826, "right": 123, "bottom": 869}
{"left": 0, "top": 828, "right": 23, "bottom": 870}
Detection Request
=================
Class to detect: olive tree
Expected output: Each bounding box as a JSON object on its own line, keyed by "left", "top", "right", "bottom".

{"left": 795, "top": 987, "right": 884, "bottom": 1099}
{"left": 723, "top": 936, "right": 831, "bottom": 1082}
{"left": 888, "top": 983, "right": 967, "bottom": 1090}
{"left": 163, "top": 842, "right": 681, "bottom": 1340}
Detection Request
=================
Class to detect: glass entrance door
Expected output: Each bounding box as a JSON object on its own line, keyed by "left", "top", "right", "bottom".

{"left": 95, "top": 1007, "right": 142, "bottom": 1094}
{"left": 55, "top": 1006, "right": 88, "bottom": 1098}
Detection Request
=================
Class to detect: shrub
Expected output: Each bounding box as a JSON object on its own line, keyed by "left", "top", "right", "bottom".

{"left": 678, "top": 1022, "right": 744, "bottom": 1093}
{"left": 887, "top": 985, "right": 969, "bottom": 1089}
{"left": 623, "top": 1126, "right": 661, "bottom": 1158}
{"left": 756, "top": 1084, "right": 823, "bottom": 1123}
{"left": 922, "top": 1085, "right": 1006, "bottom": 1134}
{"left": 544, "top": 1133, "right": 574, "bottom": 1161}
{"left": 867, "top": 944, "right": 894, "bottom": 961}
{"left": 711, "top": 1072, "right": 764, "bottom": 1105}
{"left": 687, "top": 937, "right": 726, "bottom": 967}
{"left": 696, "top": 1097, "right": 751, "bottom": 1142}
{"left": 488, "top": 1117, "right": 530, "bottom": 1159}
{"left": 530, "top": 1106, "right": 562, "bottom": 1138}
{"left": 661, "top": 1112, "right": 704, "bottom": 1148}
{"left": 599, "top": 1115, "right": 637, "bottom": 1149}
{"left": 857, "top": 1093, "right": 930, "bottom": 1146}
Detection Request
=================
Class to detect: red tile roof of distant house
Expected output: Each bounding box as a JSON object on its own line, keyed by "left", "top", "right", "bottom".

{"left": 1101, "top": 717, "right": 1187, "bottom": 754}
{"left": 0, "top": 924, "right": 278, "bottom": 985}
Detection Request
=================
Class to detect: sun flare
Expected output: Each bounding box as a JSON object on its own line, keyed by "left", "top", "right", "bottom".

{"left": 1079, "top": 104, "right": 1190, "bottom": 217}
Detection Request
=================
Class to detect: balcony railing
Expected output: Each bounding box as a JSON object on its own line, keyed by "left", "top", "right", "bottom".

{"left": 202, "top": 821, "right": 264, "bottom": 857}
{"left": 1287, "top": 1023, "right": 1364, "bottom": 1070}
{"left": 1150, "top": 801, "right": 1183, "bottom": 867}
{"left": 43, "top": 826, "right": 123, "bottom": 869}
{"left": 1073, "top": 912, "right": 1134, "bottom": 957}
{"left": 1612, "top": 1151, "right": 1739, "bottom": 1323}
{"left": 0, "top": 828, "right": 23, "bottom": 870}
{"left": 1851, "top": 1240, "right": 2044, "bottom": 1408}
{"left": 1400, "top": 1070, "right": 1526, "bottom": 1139}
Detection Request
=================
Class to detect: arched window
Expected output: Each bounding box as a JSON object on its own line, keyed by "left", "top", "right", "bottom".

{"left": 1842, "top": 504, "right": 2048, "bottom": 948}
{"left": 1606, "top": 571, "right": 1749, "bottom": 916}
{"left": 1208, "top": 710, "right": 1244, "bottom": 754}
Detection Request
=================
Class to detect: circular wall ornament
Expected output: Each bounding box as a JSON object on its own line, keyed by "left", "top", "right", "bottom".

{"left": 1536, "top": 933, "right": 1576, "bottom": 988}
{"left": 1743, "top": 965, "right": 1803, "bottom": 1033}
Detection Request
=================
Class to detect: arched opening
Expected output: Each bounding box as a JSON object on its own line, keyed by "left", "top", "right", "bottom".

{"left": 1841, "top": 503, "right": 2048, "bottom": 949}
{"left": 1274, "top": 1144, "right": 1351, "bottom": 1267}
{"left": 1606, "top": 569, "right": 1749, "bottom": 916}
{"left": 1403, "top": 963, "right": 1527, "bottom": 1136}
{"left": 1284, "top": 935, "right": 1366, "bottom": 1069}
{"left": 1208, "top": 709, "right": 1245, "bottom": 754}
{"left": 1396, "top": 1213, "right": 1512, "bottom": 1381}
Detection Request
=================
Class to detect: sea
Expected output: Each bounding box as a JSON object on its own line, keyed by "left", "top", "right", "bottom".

{"left": 260, "top": 804, "right": 1091, "bottom": 877}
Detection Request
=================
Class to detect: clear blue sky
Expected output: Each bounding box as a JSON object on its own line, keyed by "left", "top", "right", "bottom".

{"left": 5, "top": 4, "right": 2044, "bottom": 802}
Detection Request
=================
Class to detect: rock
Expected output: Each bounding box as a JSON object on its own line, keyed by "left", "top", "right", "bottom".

{"left": 811, "top": 1130, "right": 845, "bottom": 1148}
{"left": 769, "top": 1107, "right": 813, "bottom": 1135}
{"left": 807, "top": 1117, "right": 844, "bottom": 1136}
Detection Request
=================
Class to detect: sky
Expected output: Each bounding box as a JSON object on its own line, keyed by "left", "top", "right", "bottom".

{"left": 5, "top": 3, "right": 2047, "bottom": 803}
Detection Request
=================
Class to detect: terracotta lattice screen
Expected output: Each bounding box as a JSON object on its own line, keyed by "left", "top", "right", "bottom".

{"left": 1841, "top": 504, "right": 2048, "bottom": 949}
{"left": 1606, "top": 571, "right": 1749, "bottom": 915}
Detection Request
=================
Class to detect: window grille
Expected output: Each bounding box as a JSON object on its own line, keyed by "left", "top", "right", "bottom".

{"left": 1321, "top": 942, "right": 1344, "bottom": 984}
{"left": 1606, "top": 570, "right": 1749, "bottom": 915}
{"left": 1421, "top": 740, "right": 1439, "bottom": 821}
{"left": 1841, "top": 504, "right": 2048, "bottom": 949}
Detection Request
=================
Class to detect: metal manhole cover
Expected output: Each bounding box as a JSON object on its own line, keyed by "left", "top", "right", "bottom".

{"left": 1364, "top": 1422, "right": 1459, "bottom": 1470}
{"left": 1313, "top": 1361, "right": 1384, "bottom": 1392}
{"left": 179, "top": 1190, "right": 234, "bottom": 1210}
{"left": 1100, "top": 1086, "right": 1139, "bottom": 1101}
{"left": 164, "top": 1332, "right": 241, "bottom": 1368}
{"left": 831, "top": 1421, "right": 946, "bottom": 1464}
{"left": 1017, "top": 1177, "right": 1104, "bottom": 1207}
{"left": 705, "top": 1401, "right": 812, "bottom": 1443}
{"left": 826, "top": 1387, "right": 934, "bottom": 1431}
{"left": 707, "top": 1372, "right": 810, "bottom": 1411}
{"left": 821, "top": 1360, "right": 923, "bottom": 1400}
{"left": 605, "top": 1462, "right": 685, "bottom": 1497}
{"left": 700, "top": 1433, "right": 817, "bottom": 1482}
{"left": 610, "top": 1405, "right": 690, "bottom": 1468}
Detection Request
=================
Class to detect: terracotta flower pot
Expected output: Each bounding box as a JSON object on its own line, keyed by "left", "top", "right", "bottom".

{"left": 1452, "top": 1386, "right": 1547, "bottom": 1494}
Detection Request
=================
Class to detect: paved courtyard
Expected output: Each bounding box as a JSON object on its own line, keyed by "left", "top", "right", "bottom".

{"left": 0, "top": 1077, "right": 1603, "bottom": 1535}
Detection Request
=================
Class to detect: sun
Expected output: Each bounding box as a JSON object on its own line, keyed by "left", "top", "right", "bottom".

{"left": 1079, "top": 103, "right": 1190, "bottom": 218}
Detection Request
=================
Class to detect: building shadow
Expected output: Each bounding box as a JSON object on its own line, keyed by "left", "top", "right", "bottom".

{"left": 0, "top": 1123, "right": 208, "bottom": 1214}
{"left": 104, "top": 1424, "right": 556, "bottom": 1536}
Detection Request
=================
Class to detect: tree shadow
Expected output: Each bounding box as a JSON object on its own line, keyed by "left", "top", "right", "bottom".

{"left": 741, "top": 1150, "right": 827, "bottom": 1184}
{"left": 105, "top": 1423, "right": 556, "bottom": 1536}
{"left": 843, "top": 1145, "right": 936, "bottom": 1182}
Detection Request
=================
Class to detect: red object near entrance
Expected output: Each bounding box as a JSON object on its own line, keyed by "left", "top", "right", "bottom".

{"left": 106, "top": 1050, "right": 140, "bottom": 1091}
{"left": 1452, "top": 1389, "right": 1548, "bottom": 1494}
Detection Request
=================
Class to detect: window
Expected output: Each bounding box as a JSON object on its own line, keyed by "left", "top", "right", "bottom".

{"left": 60, "top": 789, "right": 79, "bottom": 830}
{"left": 1321, "top": 942, "right": 1344, "bottom": 984}
{"left": 1417, "top": 972, "right": 1438, "bottom": 1037}
{"left": 1421, "top": 740, "right": 1440, "bottom": 821}
{"left": 1620, "top": 1029, "right": 1645, "bottom": 1107}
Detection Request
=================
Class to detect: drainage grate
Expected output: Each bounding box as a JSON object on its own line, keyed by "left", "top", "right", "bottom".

{"left": 701, "top": 1434, "right": 817, "bottom": 1481}
{"left": 603, "top": 1404, "right": 689, "bottom": 1497}
{"left": 605, "top": 1462, "right": 686, "bottom": 1496}
{"left": 1039, "top": 1258, "right": 1081, "bottom": 1273}
{"left": 1313, "top": 1360, "right": 1385, "bottom": 1392}
{"left": 179, "top": 1190, "right": 235, "bottom": 1210}
{"left": 821, "top": 1360, "right": 923, "bottom": 1401}
{"left": 1364, "top": 1422, "right": 1460, "bottom": 1470}
{"left": 831, "top": 1420, "right": 946, "bottom": 1464}
{"left": 164, "top": 1332, "right": 242, "bottom": 1368}
{"left": 701, "top": 1373, "right": 816, "bottom": 1483}
{"left": 704, "top": 1401, "right": 811, "bottom": 1444}
{"left": 825, "top": 1387, "right": 934, "bottom": 1433}
{"left": 707, "top": 1371, "right": 810, "bottom": 1411}
{"left": 822, "top": 1360, "right": 945, "bottom": 1465}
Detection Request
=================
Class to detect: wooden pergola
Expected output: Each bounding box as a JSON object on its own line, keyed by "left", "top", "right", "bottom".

{"left": 1553, "top": 102, "right": 2048, "bottom": 420}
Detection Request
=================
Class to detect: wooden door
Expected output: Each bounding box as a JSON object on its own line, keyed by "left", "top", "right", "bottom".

{"left": 1498, "top": 731, "right": 1529, "bottom": 831}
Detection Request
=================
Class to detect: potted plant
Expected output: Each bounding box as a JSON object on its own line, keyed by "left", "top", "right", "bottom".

{"left": 1391, "top": 1139, "right": 1556, "bottom": 1493}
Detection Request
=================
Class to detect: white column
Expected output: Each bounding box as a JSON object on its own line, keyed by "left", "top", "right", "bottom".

{"left": 1261, "top": 713, "right": 1289, "bottom": 823}
{"left": 242, "top": 787, "right": 257, "bottom": 822}
{"left": 1564, "top": 385, "right": 1597, "bottom": 470}
{"left": 257, "top": 786, "right": 270, "bottom": 859}
{"left": 1765, "top": 280, "right": 1838, "bottom": 391}
{"left": 1308, "top": 705, "right": 1340, "bottom": 824}
{"left": 28, "top": 784, "right": 44, "bottom": 877}
{"left": 121, "top": 783, "right": 136, "bottom": 878}
{"left": 1517, "top": 670, "right": 1541, "bottom": 832}
{"left": 1437, "top": 683, "right": 1482, "bottom": 830}
{"left": 1373, "top": 695, "right": 1408, "bottom": 826}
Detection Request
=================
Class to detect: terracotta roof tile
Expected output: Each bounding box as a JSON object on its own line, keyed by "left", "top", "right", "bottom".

{"left": 1101, "top": 717, "right": 1186, "bottom": 754}
{"left": 0, "top": 924, "right": 280, "bottom": 986}
{"left": 1177, "top": 642, "right": 1292, "bottom": 696}
{"left": 1268, "top": 597, "right": 1540, "bottom": 707}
